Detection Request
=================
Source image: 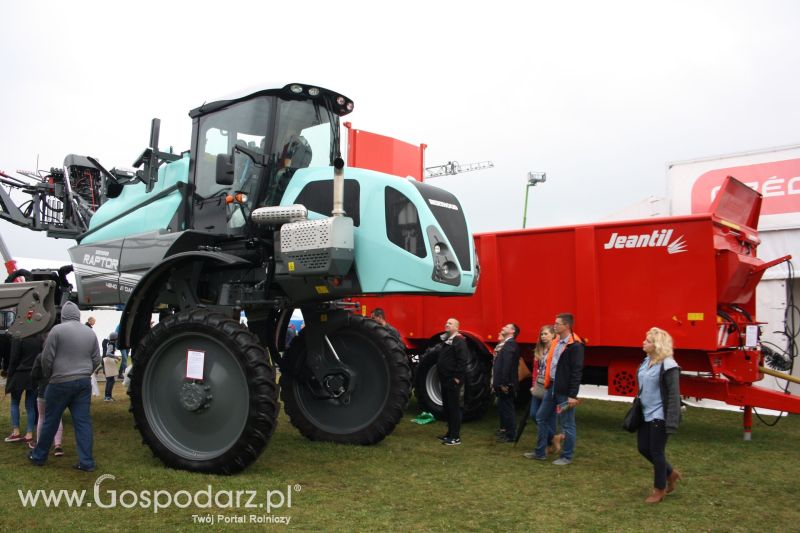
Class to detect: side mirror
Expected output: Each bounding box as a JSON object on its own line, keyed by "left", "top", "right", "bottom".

{"left": 215, "top": 154, "right": 234, "bottom": 185}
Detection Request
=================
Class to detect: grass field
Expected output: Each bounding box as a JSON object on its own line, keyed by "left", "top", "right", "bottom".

{"left": 0, "top": 386, "right": 798, "bottom": 532}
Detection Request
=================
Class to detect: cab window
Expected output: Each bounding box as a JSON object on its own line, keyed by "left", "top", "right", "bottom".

{"left": 195, "top": 98, "right": 272, "bottom": 199}
{"left": 385, "top": 187, "right": 426, "bottom": 258}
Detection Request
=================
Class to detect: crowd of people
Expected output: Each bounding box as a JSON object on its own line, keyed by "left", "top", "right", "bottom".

{"left": 374, "top": 309, "right": 682, "bottom": 504}
{"left": 1, "top": 307, "right": 126, "bottom": 472}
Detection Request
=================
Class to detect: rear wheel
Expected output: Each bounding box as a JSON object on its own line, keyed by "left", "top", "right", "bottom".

{"left": 129, "top": 308, "right": 278, "bottom": 474}
{"left": 414, "top": 341, "right": 492, "bottom": 421}
{"left": 280, "top": 315, "right": 411, "bottom": 444}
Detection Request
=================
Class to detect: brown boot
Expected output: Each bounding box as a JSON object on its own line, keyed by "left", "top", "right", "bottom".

{"left": 645, "top": 488, "right": 666, "bottom": 504}
{"left": 666, "top": 469, "right": 682, "bottom": 494}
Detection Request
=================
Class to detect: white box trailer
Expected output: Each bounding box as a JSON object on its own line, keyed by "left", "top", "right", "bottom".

{"left": 668, "top": 144, "right": 800, "bottom": 397}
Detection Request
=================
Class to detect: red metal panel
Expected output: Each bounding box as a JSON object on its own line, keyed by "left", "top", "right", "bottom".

{"left": 591, "top": 216, "right": 719, "bottom": 350}
{"left": 708, "top": 175, "right": 763, "bottom": 229}
{"left": 345, "top": 123, "right": 425, "bottom": 181}
{"left": 574, "top": 226, "right": 600, "bottom": 343}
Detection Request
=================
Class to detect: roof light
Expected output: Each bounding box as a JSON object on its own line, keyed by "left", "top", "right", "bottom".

{"left": 336, "top": 96, "right": 346, "bottom": 105}
{"left": 289, "top": 84, "right": 303, "bottom": 94}
{"left": 308, "top": 87, "right": 320, "bottom": 96}
{"left": 346, "top": 102, "right": 354, "bottom": 111}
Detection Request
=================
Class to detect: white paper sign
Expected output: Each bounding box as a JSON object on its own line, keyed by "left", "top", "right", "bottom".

{"left": 186, "top": 350, "right": 205, "bottom": 380}
{"left": 745, "top": 325, "right": 758, "bottom": 348}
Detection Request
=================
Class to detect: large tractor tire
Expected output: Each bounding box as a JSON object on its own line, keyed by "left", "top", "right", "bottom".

{"left": 129, "top": 308, "right": 278, "bottom": 474}
{"left": 414, "top": 342, "right": 492, "bottom": 422}
{"left": 280, "top": 315, "right": 411, "bottom": 444}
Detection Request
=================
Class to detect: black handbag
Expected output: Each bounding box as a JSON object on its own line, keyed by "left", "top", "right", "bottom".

{"left": 622, "top": 397, "right": 643, "bottom": 432}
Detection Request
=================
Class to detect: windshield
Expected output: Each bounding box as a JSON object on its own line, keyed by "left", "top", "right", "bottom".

{"left": 264, "top": 98, "right": 336, "bottom": 207}
{"left": 194, "top": 96, "right": 337, "bottom": 230}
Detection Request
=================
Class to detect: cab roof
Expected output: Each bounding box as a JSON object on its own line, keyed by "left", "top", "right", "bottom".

{"left": 188, "top": 83, "right": 354, "bottom": 119}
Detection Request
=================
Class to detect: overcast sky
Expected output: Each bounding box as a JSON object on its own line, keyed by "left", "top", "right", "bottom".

{"left": 1, "top": 0, "right": 799, "bottom": 263}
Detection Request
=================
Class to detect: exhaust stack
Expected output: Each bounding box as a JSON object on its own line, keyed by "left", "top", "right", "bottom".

{"left": 332, "top": 157, "right": 345, "bottom": 217}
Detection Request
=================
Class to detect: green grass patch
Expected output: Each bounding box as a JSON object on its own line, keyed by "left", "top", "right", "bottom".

{"left": 0, "top": 389, "right": 798, "bottom": 532}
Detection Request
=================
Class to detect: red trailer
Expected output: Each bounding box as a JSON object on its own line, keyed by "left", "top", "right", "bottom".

{"left": 347, "top": 129, "right": 799, "bottom": 434}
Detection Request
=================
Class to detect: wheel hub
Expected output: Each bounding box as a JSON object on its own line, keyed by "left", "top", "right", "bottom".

{"left": 179, "top": 382, "right": 213, "bottom": 412}
{"left": 323, "top": 373, "right": 349, "bottom": 398}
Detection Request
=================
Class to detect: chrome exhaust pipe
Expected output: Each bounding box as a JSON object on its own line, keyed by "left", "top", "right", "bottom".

{"left": 332, "top": 157, "right": 345, "bottom": 217}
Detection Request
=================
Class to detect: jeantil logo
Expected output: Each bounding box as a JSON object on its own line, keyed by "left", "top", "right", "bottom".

{"left": 602, "top": 229, "right": 687, "bottom": 254}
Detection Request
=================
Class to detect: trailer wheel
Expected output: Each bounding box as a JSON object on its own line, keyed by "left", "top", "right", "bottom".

{"left": 414, "top": 341, "right": 492, "bottom": 422}
{"left": 280, "top": 315, "right": 411, "bottom": 444}
{"left": 129, "top": 308, "right": 278, "bottom": 474}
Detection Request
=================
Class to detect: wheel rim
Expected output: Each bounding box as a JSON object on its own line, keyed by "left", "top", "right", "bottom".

{"left": 291, "top": 330, "right": 391, "bottom": 434}
{"left": 142, "top": 331, "right": 250, "bottom": 460}
{"left": 424, "top": 363, "right": 443, "bottom": 407}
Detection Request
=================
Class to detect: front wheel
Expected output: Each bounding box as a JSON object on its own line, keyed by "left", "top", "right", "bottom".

{"left": 280, "top": 315, "right": 411, "bottom": 444}
{"left": 129, "top": 308, "right": 278, "bottom": 474}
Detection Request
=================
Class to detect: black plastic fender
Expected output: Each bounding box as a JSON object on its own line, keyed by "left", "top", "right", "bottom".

{"left": 118, "top": 251, "right": 252, "bottom": 349}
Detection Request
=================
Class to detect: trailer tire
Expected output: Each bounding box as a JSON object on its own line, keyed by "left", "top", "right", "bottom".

{"left": 414, "top": 341, "right": 492, "bottom": 422}
{"left": 280, "top": 315, "right": 411, "bottom": 444}
{"left": 129, "top": 308, "right": 278, "bottom": 475}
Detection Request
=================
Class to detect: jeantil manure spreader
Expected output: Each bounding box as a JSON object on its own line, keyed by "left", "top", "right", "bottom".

{"left": 349, "top": 129, "right": 799, "bottom": 436}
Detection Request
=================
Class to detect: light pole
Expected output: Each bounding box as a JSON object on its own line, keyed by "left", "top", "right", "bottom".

{"left": 522, "top": 171, "right": 546, "bottom": 228}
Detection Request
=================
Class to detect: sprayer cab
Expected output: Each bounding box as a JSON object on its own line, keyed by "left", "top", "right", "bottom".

{"left": 187, "top": 83, "right": 353, "bottom": 236}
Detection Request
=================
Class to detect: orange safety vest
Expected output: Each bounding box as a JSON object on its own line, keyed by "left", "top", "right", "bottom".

{"left": 543, "top": 332, "right": 583, "bottom": 389}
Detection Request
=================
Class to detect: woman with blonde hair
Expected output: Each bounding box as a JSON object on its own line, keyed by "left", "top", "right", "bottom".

{"left": 637, "top": 327, "right": 682, "bottom": 503}
{"left": 523, "top": 325, "right": 563, "bottom": 458}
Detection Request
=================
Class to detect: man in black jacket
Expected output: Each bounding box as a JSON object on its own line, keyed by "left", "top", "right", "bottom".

{"left": 492, "top": 323, "right": 520, "bottom": 443}
{"left": 533, "top": 313, "right": 584, "bottom": 465}
{"left": 437, "top": 318, "right": 469, "bottom": 446}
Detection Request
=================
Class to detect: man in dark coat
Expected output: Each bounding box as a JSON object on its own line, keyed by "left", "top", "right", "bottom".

{"left": 436, "top": 318, "right": 469, "bottom": 446}
{"left": 492, "top": 323, "right": 520, "bottom": 443}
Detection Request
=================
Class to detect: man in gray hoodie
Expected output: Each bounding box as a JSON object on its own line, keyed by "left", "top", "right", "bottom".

{"left": 28, "top": 301, "right": 101, "bottom": 471}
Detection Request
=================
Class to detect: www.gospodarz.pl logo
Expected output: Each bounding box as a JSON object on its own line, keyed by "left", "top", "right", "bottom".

{"left": 17, "top": 474, "right": 299, "bottom": 518}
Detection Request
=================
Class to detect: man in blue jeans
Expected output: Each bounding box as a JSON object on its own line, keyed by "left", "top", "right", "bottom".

{"left": 29, "top": 301, "right": 101, "bottom": 471}
{"left": 533, "top": 313, "right": 584, "bottom": 465}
